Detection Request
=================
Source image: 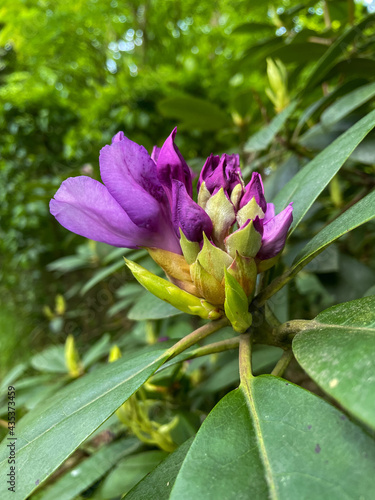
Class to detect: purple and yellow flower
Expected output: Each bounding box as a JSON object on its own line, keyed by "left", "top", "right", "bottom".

{"left": 50, "top": 128, "right": 293, "bottom": 325}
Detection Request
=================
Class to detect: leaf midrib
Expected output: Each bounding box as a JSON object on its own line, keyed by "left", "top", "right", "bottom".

{"left": 241, "top": 381, "right": 279, "bottom": 500}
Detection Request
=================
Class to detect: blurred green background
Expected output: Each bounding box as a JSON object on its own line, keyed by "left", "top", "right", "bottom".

{"left": 1, "top": 0, "right": 375, "bottom": 380}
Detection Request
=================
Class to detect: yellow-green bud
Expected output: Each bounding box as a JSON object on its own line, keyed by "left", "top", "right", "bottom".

{"left": 224, "top": 268, "right": 252, "bottom": 333}
{"left": 125, "top": 258, "right": 221, "bottom": 320}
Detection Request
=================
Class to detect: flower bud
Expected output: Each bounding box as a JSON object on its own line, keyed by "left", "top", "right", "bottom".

{"left": 224, "top": 269, "right": 252, "bottom": 333}
{"left": 64, "top": 335, "right": 83, "bottom": 378}
{"left": 124, "top": 258, "right": 222, "bottom": 320}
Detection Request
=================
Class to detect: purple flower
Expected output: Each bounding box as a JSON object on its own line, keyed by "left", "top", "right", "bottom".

{"left": 50, "top": 128, "right": 292, "bottom": 284}
{"left": 198, "top": 153, "right": 242, "bottom": 196}
{"left": 256, "top": 202, "right": 293, "bottom": 260}
{"left": 196, "top": 158, "right": 293, "bottom": 262}
{"left": 50, "top": 129, "right": 210, "bottom": 253}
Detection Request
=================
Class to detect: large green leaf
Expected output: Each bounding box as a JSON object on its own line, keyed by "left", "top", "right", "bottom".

{"left": 170, "top": 376, "right": 375, "bottom": 499}
{"left": 244, "top": 102, "right": 297, "bottom": 153}
{"left": 157, "top": 96, "right": 230, "bottom": 132}
{"left": 302, "top": 14, "right": 375, "bottom": 92}
{"left": 292, "top": 190, "right": 375, "bottom": 270}
{"left": 273, "top": 108, "right": 375, "bottom": 231}
{"left": 293, "top": 296, "right": 375, "bottom": 430}
{"left": 39, "top": 438, "right": 140, "bottom": 500}
{"left": 0, "top": 346, "right": 169, "bottom": 500}
{"left": 128, "top": 291, "right": 183, "bottom": 320}
{"left": 100, "top": 450, "right": 168, "bottom": 498}
{"left": 125, "top": 439, "right": 193, "bottom": 500}
{"left": 80, "top": 260, "right": 125, "bottom": 295}
{"left": 321, "top": 81, "right": 375, "bottom": 127}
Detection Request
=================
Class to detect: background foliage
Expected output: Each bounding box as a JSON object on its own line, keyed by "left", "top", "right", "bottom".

{"left": 1, "top": 0, "right": 375, "bottom": 498}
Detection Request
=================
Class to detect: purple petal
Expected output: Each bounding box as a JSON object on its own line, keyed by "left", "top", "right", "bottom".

{"left": 257, "top": 203, "right": 293, "bottom": 260}
{"left": 198, "top": 154, "right": 220, "bottom": 192}
{"left": 171, "top": 180, "right": 213, "bottom": 242}
{"left": 50, "top": 176, "right": 171, "bottom": 249}
{"left": 156, "top": 127, "right": 193, "bottom": 198}
{"left": 263, "top": 202, "right": 275, "bottom": 223}
{"left": 202, "top": 154, "right": 242, "bottom": 196}
{"left": 99, "top": 134, "right": 167, "bottom": 230}
{"left": 112, "top": 131, "right": 125, "bottom": 143}
{"left": 240, "top": 172, "right": 267, "bottom": 212}
{"left": 151, "top": 145, "right": 161, "bottom": 163}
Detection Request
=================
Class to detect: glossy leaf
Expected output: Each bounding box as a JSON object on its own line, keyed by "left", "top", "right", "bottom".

{"left": 0, "top": 346, "right": 169, "bottom": 499}
{"left": 39, "top": 438, "right": 140, "bottom": 500}
{"left": 128, "top": 291, "right": 183, "bottom": 320}
{"left": 292, "top": 190, "right": 375, "bottom": 270}
{"left": 80, "top": 260, "right": 124, "bottom": 295}
{"left": 126, "top": 438, "right": 193, "bottom": 500}
{"left": 170, "top": 376, "right": 375, "bottom": 499}
{"left": 244, "top": 101, "right": 297, "bottom": 152}
{"left": 30, "top": 345, "right": 67, "bottom": 373}
{"left": 321, "top": 81, "right": 375, "bottom": 127}
{"left": 273, "top": 108, "right": 375, "bottom": 231}
{"left": 81, "top": 333, "right": 110, "bottom": 368}
{"left": 100, "top": 450, "right": 168, "bottom": 498}
{"left": 293, "top": 296, "right": 375, "bottom": 429}
{"left": 158, "top": 96, "right": 230, "bottom": 131}
{"left": 302, "top": 14, "right": 375, "bottom": 92}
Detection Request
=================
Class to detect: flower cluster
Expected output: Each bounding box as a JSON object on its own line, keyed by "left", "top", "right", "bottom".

{"left": 51, "top": 129, "right": 292, "bottom": 326}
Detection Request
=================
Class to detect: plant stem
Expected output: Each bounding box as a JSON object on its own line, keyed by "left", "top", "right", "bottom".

{"left": 271, "top": 349, "right": 293, "bottom": 377}
{"left": 182, "top": 336, "right": 240, "bottom": 359}
{"left": 239, "top": 332, "right": 253, "bottom": 385}
{"left": 155, "top": 336, "right": 240, "bottom": 373}
{"left": 165, "top": 317, "right": 230, "bottom": 360}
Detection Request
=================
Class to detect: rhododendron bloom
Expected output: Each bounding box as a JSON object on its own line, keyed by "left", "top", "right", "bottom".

{"left": 50, "top": 128, "right": 293, "bottom": 319}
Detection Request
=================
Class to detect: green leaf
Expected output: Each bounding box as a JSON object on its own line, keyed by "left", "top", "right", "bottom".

{"left": 126, "top": 439, "right": 193, "bottom": 500}
{"left": 244, "top": 101, "right": 297, "bottom": 152}
{"left": 39, "top": 438, "right": 140, "bottom": 500}
{"left": 321, "top": 81, "right": 375, "bottom": 127}
{"left": 232, "top": 22, "right": 275, "bottom": 35}
{"left": 170, "top": 376, "right": 375, "bottom": 499}
{"left": 0, "top": 363, "right": 27, "bottom": 393}
{"left": 81, "top": 333, "right": 111, "bottom": 368}
{"left": 100, "top": 450, "right": 168, "bottom": 498}
{"left": 30, "top": 345, "right": 67, "bottom": 373}
{"left": 273, "top": 108, "right": 375, "bottom": 231}
{"left": 292, "top": 190, "right": 375, "bottom": 271}
{"left": 128, "top": 292, "right": 183, "bottom": 320}
{"left": 293, "top": 296, "right": 375, "bottom": 430}
{"left": 80, "top": 260, "right": 125, "bottom": 295}
{"left": 302, "top": 14, "right": 375, "bottom": 92}
{"left": 0, "top": 346, "right": 169, "bottom": 499}
{"left": 157, "top": 96, "right": 230, "bottom": 132}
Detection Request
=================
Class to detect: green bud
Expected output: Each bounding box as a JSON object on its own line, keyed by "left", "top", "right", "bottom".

{"left": 190, "top": 259, "right": 225, "bottom": 305}
{"left": 179, "top": 229, "right": 200, "bottom": 265}
{"left": 108, "top": 345, "right": 122, "bottom": 362}
{"left": 224, "top": 268, "right": 253, "bottom": 333}
{"left": 197, "top": 181, "right": 211, "bottom": 210}
{"left": 197, "top": 233, "right": 233, "bottom": 282}
{"left": 266, "top": 58, "right": 290, "bottom": 112}
{"left": 204, "top": 188, "right": 236, "bottom": 246}
{"left": 125, "top": 258, "right": 219, "bottom": 319}
{"left": 230, "top": 183, "right": 243, "bottom": 210}
{"left": 236, "top": 197, "right": 264, "bottom": 228}
{"left": 225, "top": 220, "right": 262, "bottom": 259}
{"left": 65, "top": 335, "right": 82, "bottom": 378}
{"left": 55, "top": 294, "right": 66, "bottom": 315}
{"left": 228, "top": 252, "right": 257, "bottom": 298}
